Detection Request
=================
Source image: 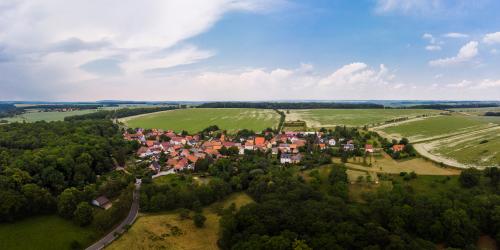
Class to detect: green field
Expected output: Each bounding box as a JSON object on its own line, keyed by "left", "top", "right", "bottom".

{"left": 433, "top": 128, "right": 500, "bottom": 167}
{"left": 123, "top": 108, "right": 280, "bottom": 133}
{"left": 2, "top": 109, "right": 98, "bottom": 123}
{"left": 381, "top": 115, "right": 497, "bottom": 141}
{"left": 286, "top": 109, "right": 441, "bottom": 128}
{"left": 0, "top": 215, "right": 98, "bottom": 250}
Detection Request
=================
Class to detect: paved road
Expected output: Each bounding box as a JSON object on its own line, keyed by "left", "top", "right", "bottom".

{"left": 86, "top": 182, "right": 141, "bottom": 250}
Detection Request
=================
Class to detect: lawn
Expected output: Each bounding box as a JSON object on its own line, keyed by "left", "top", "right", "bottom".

{"left": 2, "top": 109, "right": 98, "bottom": 123}
{"left": 122, "top": 108, "right": 280, "bottom": 133}
{"left": 381, "top": 115, "right": 496, "bottom": 141}
{"left": 0, "top": 215, "right": 98, "bottom": 250}
{"left": 107, "top": 193, "right": 253, "bottom": 250}
{"left": 285, "top": 109, "right": 440, "bottom": 128}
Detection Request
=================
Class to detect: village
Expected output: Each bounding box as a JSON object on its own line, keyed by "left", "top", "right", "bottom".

{"left": 123, "top": 128, "right": 385, "bottom": 175}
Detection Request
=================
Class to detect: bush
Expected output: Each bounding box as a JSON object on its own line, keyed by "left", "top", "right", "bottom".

{"left": 193, "top": 213, "right": 206, "bottom": 228}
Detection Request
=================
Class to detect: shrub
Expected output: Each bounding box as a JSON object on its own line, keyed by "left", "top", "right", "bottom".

{"left": 193, "top": 213, "right": 206, "bottom": 228}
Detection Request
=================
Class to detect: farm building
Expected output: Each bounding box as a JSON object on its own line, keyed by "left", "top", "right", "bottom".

{"left": 92, "top": 196, "right": 112, "bottom": 210}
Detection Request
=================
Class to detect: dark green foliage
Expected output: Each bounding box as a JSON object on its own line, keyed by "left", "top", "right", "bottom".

{"left": 73, "top": 202, "right": 94, "bottom": 226}
{"left": 0, "top": 120, "right": 134, "bottom": 222}
{"left": 64, "top": 106, "right": 178, "bottom": 121}
{"left": 193, "top": 213, "right": 206, "bottom": 228}
{"left": 459, "top": 168, "right": 481, "bottom": 188}
{"left": 198, "top": 102, "right": 384, "bottom": 109}
{"left": 218, "top": 165, "right": 500, "bottom": 250}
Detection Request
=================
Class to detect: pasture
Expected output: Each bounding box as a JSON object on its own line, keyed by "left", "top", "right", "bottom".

{"left": 285, "top": 109, "right": 440, "bottom": 128}
{"left": 107, "top": 193, "right": 253, "bottom": 250}
{"left": 0, "top": 215, "right": 97, "bottom": 250}
{"left": 122, "top": 108, "right": 280, "bottom": 133}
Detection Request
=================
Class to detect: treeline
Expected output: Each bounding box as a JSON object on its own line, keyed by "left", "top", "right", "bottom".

{"left": 26, "top": 104, "right": 104, "bottom": 110}
{"left": 198, "top": 102, "right": 385, "bottom": 109}
{"left": 65, "top": 106, "right": 178, "bottom": 121}
{"left": 0, "top": 120, "right": 136, "bottom": 222}
{"left": 409, "top": 103, "right": 499, "bottom": 110}
{"left": 219, "top": 166, "right": 500, "bottom": 249}
{"left": 0, "top": 104, "right": 23, "bottom": 118}
{"left": 485, "top": 111, "right": 500, "bottom": 116}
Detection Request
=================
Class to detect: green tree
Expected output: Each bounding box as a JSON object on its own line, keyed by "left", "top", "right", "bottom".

{"left": 73, "top": 202, "right": 94, "bottom": 226}
{"left": 57, "top": 187, "right": 84, "bottom": 219}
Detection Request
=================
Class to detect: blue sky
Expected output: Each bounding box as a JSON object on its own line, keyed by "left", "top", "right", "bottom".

{"left": 0, "top": 0, "right": 499, "bottom": 101}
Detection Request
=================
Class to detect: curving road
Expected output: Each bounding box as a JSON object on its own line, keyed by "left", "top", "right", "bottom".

{"left": 86, "top": 181, "right": 141, "bottom": 250}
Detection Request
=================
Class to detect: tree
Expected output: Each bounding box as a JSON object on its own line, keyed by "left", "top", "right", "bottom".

{"left": 57, "top": 187, "right": 84, "bottom": 219}
{"left": 73, "top": 202, "right": 94, "bottom": 226}
{"left": 193, "top": 212, "right": 206, "bottom": 228}
{"left": 459, "top": 168, "right": 481, "bottom": 188}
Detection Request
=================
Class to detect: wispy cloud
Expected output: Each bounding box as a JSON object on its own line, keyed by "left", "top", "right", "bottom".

{"left": 443, "top": 32, "right": 469, "bottom": 38}
{"left": 483, "top": 32, "right": 500, "bottom": 44}
{"left": 429, "top": 41, "right": 479, "bottom": 67}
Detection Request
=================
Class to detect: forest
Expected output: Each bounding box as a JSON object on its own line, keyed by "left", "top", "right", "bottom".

{"left": 198, "top": 102, "right": 385, "bottom": 109}
{"left": 64, "top": 106, "right": 179, "bottom": 121}
{"left": 0, "top": 120, "right": 136, "bottom": 224}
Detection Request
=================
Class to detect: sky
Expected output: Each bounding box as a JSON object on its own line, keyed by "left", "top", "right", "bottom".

{"left": 1, "top": 0, "right": 500, "bottom": 101}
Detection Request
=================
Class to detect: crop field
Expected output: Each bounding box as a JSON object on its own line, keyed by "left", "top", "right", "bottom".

{"left": 123, "top": 108, "right": 280, "bottom": 133}
{"left": 429, "top": 127, "right": 500, "bottom": 167}
{"left": 285, "top": 109, "right": 441, "bottom": 128}
{"left": 379, "top": 114, "right": 500, "bottom": 168}
{"left": 107, "top": 193, "right": 253, "bottom": 250}
{"left": 451, "top": 107, "right": 500, "bottom": 115}
{"left": 2, "top": 109, "right": 98, "bottom": 123}
{"left": 0, "top": 215, "right": 97, "bottom": 250}
{"left": 380, "top": 115, "right": 499, "bottom": 142}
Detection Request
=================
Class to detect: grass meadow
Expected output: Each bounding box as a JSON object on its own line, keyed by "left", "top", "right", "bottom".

{"left": 285, "top": 109, "right": 441, "bottom": 128}
{"left": 107, "top": 193, "right": 253, "bottom": 250}
{"left": 0, "top": 215, "right": 98, "bottom": 250}
{"left": 123, "top": 108, "right": 280, "bottom": 133}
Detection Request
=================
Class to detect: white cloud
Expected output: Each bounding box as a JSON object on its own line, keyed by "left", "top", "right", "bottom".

{"left": 473, "top": 79, "right": 500, "bottom": 89}
{"left": 443, "top": 32, "right": 468, "bottom": 38}
{"left": 429, "top": 41, "right": 479, "bottom": 67}
{"left": 483, "top": 32, "right": 500, "bottom": 44}
{"left": 375, "top": 0, "right": 441, "bottom": 14}
{"left": 423, "top": 33, "right": 443, "bottom": 51}
{"left": 318, "top": 63, "right": 393, "bottom": 87}
{"left": 426, "top": 45, "right": 441, "bottom": 51}
{"left": 0, "top": 0, "right": 286, "bottom": 99}
{"left": 446, "top": 80, "right": 472, "bottom": 88}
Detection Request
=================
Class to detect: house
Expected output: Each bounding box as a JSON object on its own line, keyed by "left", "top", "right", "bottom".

{"left": 149, "top": 161, "right": 161, "bottom": 173}
{"left": 365, "top": 144, "right": 374, "bottom": 153}
{"left": 254, "top": 137, "right": 266, "bottom": 146}
{"left": 343, "top": 143, "right": 355, "bottom": 151}
{"left": 92, "top": 196, "right": 112, "bottom": 210}
{"left": 174, "top": 158, "right": 188, "bottom": 171}
{"left": 328, "top": 139, "right": 336, "bottom": 146}
{"left": 392, "top": 144, "right": 405, "bottom": 152}
{"left": 280, "top": 153, "right": 292, "bottom": 164}
{"left": 291, "top": 153, "right": 302, "bottom": 163}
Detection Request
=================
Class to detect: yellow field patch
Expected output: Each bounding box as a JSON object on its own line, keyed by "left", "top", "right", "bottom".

{"left": 107, "top": 193, "right": 253, "bottom": 250}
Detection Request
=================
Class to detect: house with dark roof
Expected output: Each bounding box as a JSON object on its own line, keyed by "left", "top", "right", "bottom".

{"left": 92, "top": 196, "right": 112, "bottom": 210}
